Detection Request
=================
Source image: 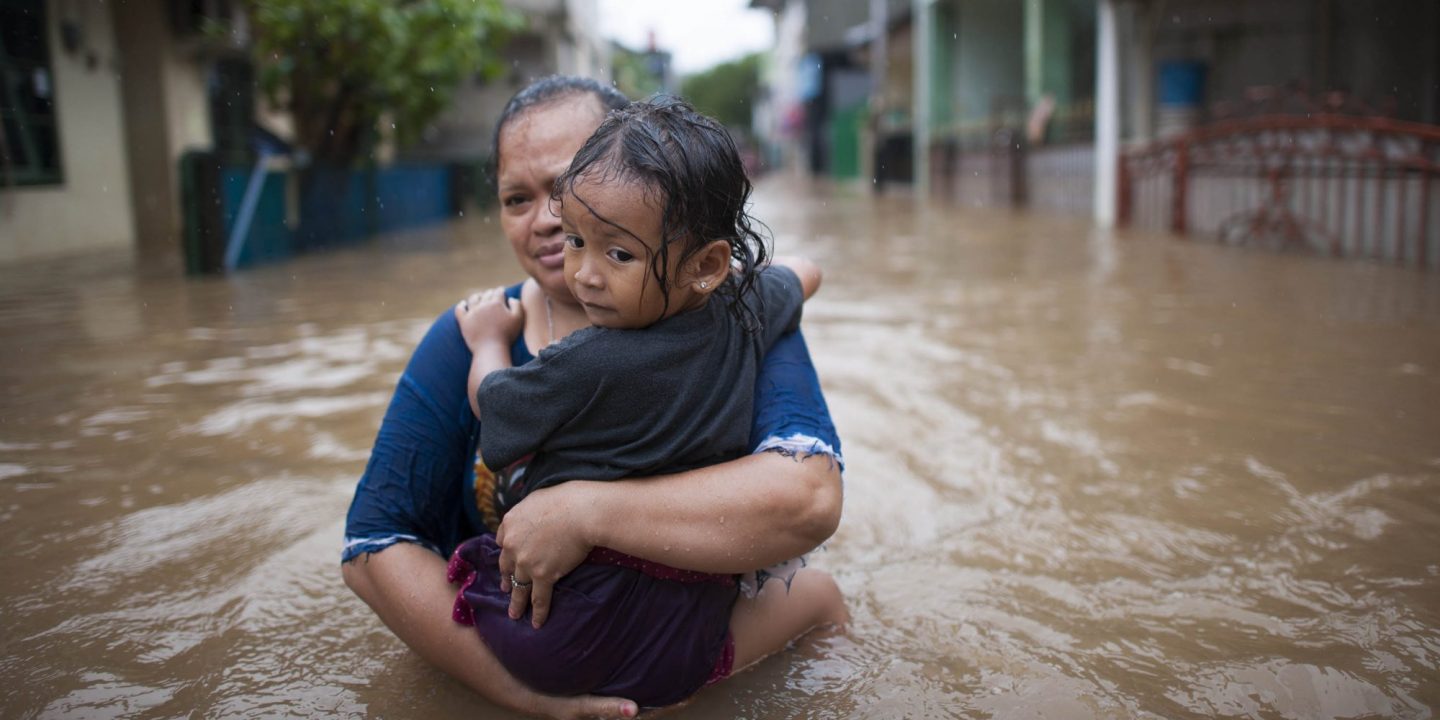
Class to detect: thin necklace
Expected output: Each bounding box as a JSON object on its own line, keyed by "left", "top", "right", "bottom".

{"left": 544, "top": 295, "right": 555, "bottom": 347}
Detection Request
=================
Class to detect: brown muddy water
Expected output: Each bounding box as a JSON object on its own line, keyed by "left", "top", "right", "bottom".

{"left": 2, "top": 179, "right": 1439, "bottom": 718}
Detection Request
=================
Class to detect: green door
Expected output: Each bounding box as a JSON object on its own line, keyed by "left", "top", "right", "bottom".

{"left": 829, "top": 100, "right": 866, "bottom": 180}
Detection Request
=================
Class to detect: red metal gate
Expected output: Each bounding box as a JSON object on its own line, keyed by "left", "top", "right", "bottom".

{"left": 1119, "top": 116, "right": 1440, "bottom": 268}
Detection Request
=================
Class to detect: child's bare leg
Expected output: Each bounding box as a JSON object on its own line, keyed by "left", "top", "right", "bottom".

{"left": 728, "top": 567, "right": 849, "bottom": 673}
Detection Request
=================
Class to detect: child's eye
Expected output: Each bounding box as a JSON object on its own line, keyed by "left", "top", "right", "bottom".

{"left": 502, "top": 195, "right": 528, "bottom": 208}
{"left": 607, "top": 249, "right": 635, "bottom": 263}
{"left": 565, "top": 234, "right": 584, "bottom": 249}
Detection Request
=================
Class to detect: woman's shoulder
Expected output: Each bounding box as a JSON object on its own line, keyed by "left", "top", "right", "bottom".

{"left": 422, "top": 279, "right": 528, "bottom": 334}
{"left": 410, "top": 279, "right": 531, "bottom": 363}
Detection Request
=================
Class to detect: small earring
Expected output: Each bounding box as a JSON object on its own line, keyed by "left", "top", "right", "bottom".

{"left": 699, "top": 281, "right": 709, "bottom": 289}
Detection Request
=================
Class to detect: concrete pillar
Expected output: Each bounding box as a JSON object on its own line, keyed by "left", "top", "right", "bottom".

{"left": 113, "top": 0, "right": 177, "bottom": 265}
{"left": 112, "top": 0, "right": 213, "bottom": 270}
{"left": 1093, "top": 0, "right": 1120, "bottom": 227}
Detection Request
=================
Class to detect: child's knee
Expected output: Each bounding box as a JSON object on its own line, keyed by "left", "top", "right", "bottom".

{"left": 794, "top": 568, "right": 848, "bottom": 625}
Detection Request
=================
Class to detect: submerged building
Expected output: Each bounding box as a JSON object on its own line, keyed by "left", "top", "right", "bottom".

{"left": 751, "top": 0, "right": 1440, "bottom": 266}
{"left": 0, "top": 0, "right": 610, "bottom": 268}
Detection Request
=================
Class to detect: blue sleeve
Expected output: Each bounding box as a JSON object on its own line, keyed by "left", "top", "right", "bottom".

{"left": 749, "top": 330, "right": 843, "bottom": 470}
{"left": 342, "top": 309, "right": 480, "bottom": 562}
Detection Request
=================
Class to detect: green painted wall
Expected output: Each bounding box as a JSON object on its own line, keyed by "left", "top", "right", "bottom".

{"left": 1026, "top": 0, "right": 1075, "bottom": 105}
{"left": 929, "top": 1, "right": 955, "bottom": 128}
{"left": 951, "top": 0, "right": 1025, "bottom": 128}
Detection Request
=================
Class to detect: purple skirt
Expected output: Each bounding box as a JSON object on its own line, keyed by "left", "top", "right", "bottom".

{"left": 448, "top": 534, "right": 738, "bottom": 708}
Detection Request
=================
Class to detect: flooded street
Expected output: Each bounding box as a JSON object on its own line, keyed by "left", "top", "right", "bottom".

{"left": 3, "top": 178, "right": 1439, "bottom": 718}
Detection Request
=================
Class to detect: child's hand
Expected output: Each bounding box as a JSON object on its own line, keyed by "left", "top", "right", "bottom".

{"left": 455, "top": 287, "right": 525, "bottom": 350}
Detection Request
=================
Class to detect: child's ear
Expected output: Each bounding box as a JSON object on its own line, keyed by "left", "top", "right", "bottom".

{"left": 684, "top": 240, "right": 732, "bottom": 294}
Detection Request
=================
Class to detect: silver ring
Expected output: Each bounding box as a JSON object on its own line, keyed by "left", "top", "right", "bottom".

{"left": 509, "top": 574, "right": 533, "bottom": 589}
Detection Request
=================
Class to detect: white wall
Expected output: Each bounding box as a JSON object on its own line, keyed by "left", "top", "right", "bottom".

{"left": 0, "top": 2, "right": 134, "bottom": 262}
{"left": 565, "top": 0, "right": 610, "bottom": 80}
{"left": 754, "top": 0, "right": 807, "bottom": 170}
{"left": 162, "top": 55, "right": 212, "bottom": 169}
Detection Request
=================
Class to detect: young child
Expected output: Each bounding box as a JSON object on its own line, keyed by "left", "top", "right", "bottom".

{"left": 445, "top": 98, "right": 832, "bottom": 708}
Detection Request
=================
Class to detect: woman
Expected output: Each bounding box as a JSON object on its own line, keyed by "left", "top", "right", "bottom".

{"left": 341, "top": 77, "right": 845, "bottom": 720}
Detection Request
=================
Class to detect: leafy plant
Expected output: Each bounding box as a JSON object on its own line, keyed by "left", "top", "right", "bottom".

{"left": 611, "top": 45, "right": 666, "bottom": 101}
{"left": 681, "top": 53, "right": 762, "bottom": 135}
{"left": 246, "top": 0, "right": 521, "bottom": 167}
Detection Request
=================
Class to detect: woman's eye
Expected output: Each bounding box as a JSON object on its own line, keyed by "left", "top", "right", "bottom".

{"left": 608, "top": 249, "right": 635, "bottom": 263}
{"left": 565, "top": 235, "right": 584, "bottom": 249}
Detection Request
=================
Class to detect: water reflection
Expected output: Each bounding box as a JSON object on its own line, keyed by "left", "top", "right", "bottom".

{"left": 2, "top": 180, "right": 1438, "bottom": 718}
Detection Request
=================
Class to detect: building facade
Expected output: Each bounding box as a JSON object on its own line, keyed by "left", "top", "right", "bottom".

{"left": 0, "top": 0, "right": 610, "bottom": 267}
{"left": 402, "top": 0, "right": 610, "bottom": 163}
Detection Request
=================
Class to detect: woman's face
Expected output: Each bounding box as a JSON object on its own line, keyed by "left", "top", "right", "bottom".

{"left": 496, "top": 96, "right": 606, "bottom": 303}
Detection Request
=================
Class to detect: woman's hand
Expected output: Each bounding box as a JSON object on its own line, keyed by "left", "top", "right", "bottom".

{"left": 494, "top": 482, "right": 598, "bottom": 629}
{"left": 456, "top": 287, "right": 525, "bottom": 351}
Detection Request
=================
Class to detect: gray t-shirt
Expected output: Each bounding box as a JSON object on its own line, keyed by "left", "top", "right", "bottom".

{"left": 478, "top": 266, "right": 804, "bottom": 498}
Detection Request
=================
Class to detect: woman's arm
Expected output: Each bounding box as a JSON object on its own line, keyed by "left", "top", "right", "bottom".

{"left": 772, "top": 255, "right": 823, "bottom": 299}
{"left": 497, "top": 451, "right": 840, "bottom": 626}
{"left": 497, "top": 330, "right": 843, "bottom": 628}
{"left": 584, "top": 452, "right": 840, "bottom": 571}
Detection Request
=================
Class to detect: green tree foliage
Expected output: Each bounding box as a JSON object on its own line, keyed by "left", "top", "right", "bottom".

{"left": 612, "top": 46, "right": 664, "bottom": 102}
{"left": 246, "top": 0, "right": 521, "bottom": 166}
{"left": 680, "top": 53, "right": 762, "bottom": 135}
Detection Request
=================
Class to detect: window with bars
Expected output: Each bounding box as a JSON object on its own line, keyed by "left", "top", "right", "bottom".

{"left": 1, "top": 0, "right": 63, "bottom": 187}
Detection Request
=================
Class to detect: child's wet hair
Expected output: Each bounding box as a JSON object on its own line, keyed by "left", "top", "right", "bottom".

{"left": 552, "top": 96, "right": 770, "bottom": 329}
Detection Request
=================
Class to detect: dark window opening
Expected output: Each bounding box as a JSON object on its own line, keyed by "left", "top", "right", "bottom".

{"left": 169, "top": 0, "right": 237, "bottom": 38}
{"left": 209, "top": 57, "right": 255, "bottom": 165}
{"left": 1, "top": 0, "right": 64, "bottom": 187}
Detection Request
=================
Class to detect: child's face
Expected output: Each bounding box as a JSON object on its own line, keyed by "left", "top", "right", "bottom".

{"left": 559, "top": 175, "right": 695, "bottom": 329}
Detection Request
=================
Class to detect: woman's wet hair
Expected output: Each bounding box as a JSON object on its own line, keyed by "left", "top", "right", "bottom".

{"left": 490, "top": 75, "right": 630, "bottom": 183}
{"left": 553, "top": 96, "right": 770, "bottom": 329}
